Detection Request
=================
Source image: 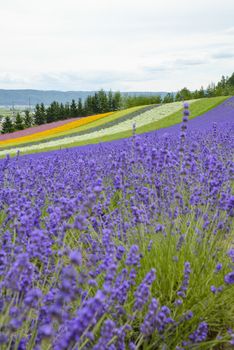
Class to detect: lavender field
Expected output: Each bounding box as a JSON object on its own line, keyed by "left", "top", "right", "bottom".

{"left": 0, "top": 99, "right": 234, "bottom": 349}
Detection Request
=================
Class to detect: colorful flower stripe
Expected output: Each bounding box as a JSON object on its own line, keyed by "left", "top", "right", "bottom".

{"left": 38, "top": 105, "right": 148, "bottom": 141}
{"left": 2, "top": 105, "right": 156, "bottom": 151}
{"left": 0, "top": 100, "right": 196, "bottom": 156}
{"left": 0, "top": 117, "right": 80, "bottom": 141}
{"left": 0, "top": 100, "right": 233, "bottom": 349}
{"left": 0, "top": 112, "right": 113, "bottom": 147}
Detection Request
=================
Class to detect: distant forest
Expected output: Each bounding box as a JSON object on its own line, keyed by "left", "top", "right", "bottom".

{"left": 1, "top": 73, "right": 234, "bottom": 134}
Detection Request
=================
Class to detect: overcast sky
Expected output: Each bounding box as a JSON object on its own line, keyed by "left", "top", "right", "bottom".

{"left": 0, "top": 0, "right": 234, "bottom": 91}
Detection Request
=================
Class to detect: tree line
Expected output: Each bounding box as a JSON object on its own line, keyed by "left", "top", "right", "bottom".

{"left": 1, "top": 73, "right": 234, "bottom": 134}
{"left": 173, "top": 74, "right": 234, "bottom": 101}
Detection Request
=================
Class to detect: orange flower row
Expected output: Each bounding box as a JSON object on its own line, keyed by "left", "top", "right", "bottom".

{"left": 0, "top": 112, "right": 113, "bottom": 147}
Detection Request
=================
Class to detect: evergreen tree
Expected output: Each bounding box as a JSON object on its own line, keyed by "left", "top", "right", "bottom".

{"left": 46, "top": 101, "right": 60, "bottom": 123}
{"left": 112, "top": 91, "right": 122, "bottom": 110}
{"left": 192, "top": 90, "right": 200, "bottom": 99}
{"left": 23, "top": 110, "right": 33, "bottom": 128}
{"left": 198, "top": 86, "right": 205, "bottom": 98}
{"left": 1, "top": 116, "right": 14, "bottom": 134}
{"left": 90, "top": 93, "right": 99, "bottom": 114}
{"left": 176, "top": 87, "right": 192, "bottom": 101}
{"left": 77, "top": 98, "right": 83, "bottom": 116}
{"left": 14, "top": 113, "right": 24, "bottom": 130}
{"left": 84, "top": 96, "right": 94, "bottom": 115}
{"left": 40, "top": 103, "right": 46, "bottom": 121}
{"left": 227, "top": 73, "right": 234, "bottom": 87}
{"left": 64, "top": 103, "right": 70, "bottom": 119}
{"left": 206, "top": 83, "right": 216, "bottom": 97}
{"left": 34, "top": 104, "right": 45, "bottom": 125}
{"left": 163, "top": 93, "right": 174, "bottom": 103}
{"left": 108, "top": 90, "right": 114, "bottom": 111}
{"left": 70, "top": 99, "right": 77, "bottom": 117}
{"left": 219, "top": 75, "right": 227, "bottom": 89}
{"left": 59, "top": 103, "right": 66, "bottom": 120}
{"left": 175, "top": 91, "right": 182, "bottom": 101}
{"left": 98, "top": 89, "right": 108, "bottom": 113}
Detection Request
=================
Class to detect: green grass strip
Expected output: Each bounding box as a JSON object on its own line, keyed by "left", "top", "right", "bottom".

{"left": 0, "top": 96, "right": 229, "bottom": 158}
{"left": 136, "top": 96, "right": 227, "bottom": 134}
{"left": 1, "top": 105, "right": 155, "bottom": 151}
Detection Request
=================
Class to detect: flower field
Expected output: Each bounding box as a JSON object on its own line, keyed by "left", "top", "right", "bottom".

{"left": 0, "top": 118, "right": 84, "bottom": 142}
{"left": 0, "top": 105, "right": 154, "bottom": 152}
{"left": 0, "top": 112, "right": 113, "bottom": 146}
{"left": 0, "top": 96, "right": 227, "bottom": 157}
{"left": 0, "top": 100, "right": 198, "bottom": 156}
{"left": 0, "top": 99, "right": 233, "bottom": 349}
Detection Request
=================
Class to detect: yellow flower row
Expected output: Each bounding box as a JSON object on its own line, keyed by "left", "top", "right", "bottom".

{"left": 0, "top": 112, "right": 113, "bottom": 147}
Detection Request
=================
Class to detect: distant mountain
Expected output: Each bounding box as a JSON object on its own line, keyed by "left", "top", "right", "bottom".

{"left": 0, "top": 89, "right": 169, "bottom": 106}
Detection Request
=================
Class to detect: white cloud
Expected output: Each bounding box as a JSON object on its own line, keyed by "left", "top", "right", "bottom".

{"left": 0, "top": 0, "right": 234, "bottom": 91}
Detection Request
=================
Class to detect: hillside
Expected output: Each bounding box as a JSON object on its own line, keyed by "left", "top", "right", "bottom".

{"left": 0, "top": 96, "right": 229, "bottom": 157}
{"left": 0, "top": 89, "right": 169, "bottom": 106}
{"left": 0, "top": 96, "right": 233, "bottom": 350}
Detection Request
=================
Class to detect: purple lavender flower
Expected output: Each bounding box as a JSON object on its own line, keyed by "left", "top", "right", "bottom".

{"left": 210, "top": 285, "right": 216, "bottom": 294}
{"left": 0, "top": 333, "right": 8, "bottom": 344}
{"left": 0, "top": 94, "right": 233, "bottom": 349}
{"left": 69, "top": 250, "right": 82, "bottom": 265}
{"left": 93, "top": 319, "right": 116, "bottom": 350}
{"left": 177, "top": 261, "right": 191, "bottom": 298}
{"left": 189, "top": 322, "right": 208, "bottom": 343}
{"left": 39, "top": 324, "right": 53, "bottom": 338}
{"left": 140, "top": 298, "right": 173, "bottom": 336}
{"left": 215, "top": 263, "right": 222, "bottom": 272}
{"left": 228, "top": 248, "right": 234, "bottom": 263}
{"left": 224, "top": 271, "right": 234, "bottom": 284}
{"left": 116, "top": 245, "right": 125, "bottom": 260}
{"left": 126, "top": 245, "right": 141, "bottom": 267}
{"left": 133, "top": 269, "right": 156, "bottom": 311}
{"left": 24, "top": 288, "right": 43, "bottom": 308}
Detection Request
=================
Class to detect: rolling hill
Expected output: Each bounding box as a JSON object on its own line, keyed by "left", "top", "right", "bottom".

{"left": 0, "top": 96, "right": 229, "bottom": 157}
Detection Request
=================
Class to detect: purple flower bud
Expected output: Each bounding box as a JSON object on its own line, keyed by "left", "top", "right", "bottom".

{"left": 228, "top": 248, "right": 234, "bottom": 262}
{"left": 0, "top": 333, "right": 8, "bottom": 344}
{"left": 215, "top": 263, "right": 222, "bottom": 272}
{"left": 189, "top": 322, "right": 208, "bottom": 343}
{"left": 39, "top": 324, "right": 53, "bottom": 338}
{"left": 69, "top": 250, "right": 82, "bottom": 265}
{"left": 224, "top": 271, "right": 234, "bottom": 284}
{"left": 210, "top": 285, "right": 216, "bottom": 294}
{"left": 126, "top": 245, "right": 140, "bottom": 266}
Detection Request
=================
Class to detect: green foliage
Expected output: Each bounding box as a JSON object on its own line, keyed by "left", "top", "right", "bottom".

{"left": 46, "top": 101, "right": 61, "bottom": 123}
{"left": 7, "top": 96, "right": 227, "bottom": 157}
{"left": 175, "top": 87, "right": 193, "bottom": 101}
{"left": 175, "top": 73, "right": 234, "bottom": 100}
{"left": 163, "top": 93, "right": 174, "bottom": 103}
{"left": 227, "top": 72, "right": 234, "bottom": 87}
{"left": 14, "top": 113, "right": 24, "bottom": 131}
{"left": 136, "top": 96, "right": 228, "bottom": 134}
{"left": 1, "top": 116, "right": 14, "bottom": 134}
{"left": 23, "top": 110, "right": 33, "bottom": 128}
{"left": 122, "top": 94, "right": 162, "bottom": 108}
{"left": 49, "top": 97, "right": 228, "bottom": 152}
{"left": 2, "top": 72, "right": 234, "bottom": 135}
{"left": 70, "top": 99, "right": 77, "bottom": 117}
{"left": 34, "top": 103, "right": 46, "bottom": 125}
{"left": 77, "top": 98, "right": 84, "bottom": 116}
{"left": 0, "top": 164, "right": 232, "bottom": 348}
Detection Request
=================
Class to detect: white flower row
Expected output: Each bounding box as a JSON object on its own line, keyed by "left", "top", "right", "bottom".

{"left": 0, "top": 100, "right": 197, "bottom": 156}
